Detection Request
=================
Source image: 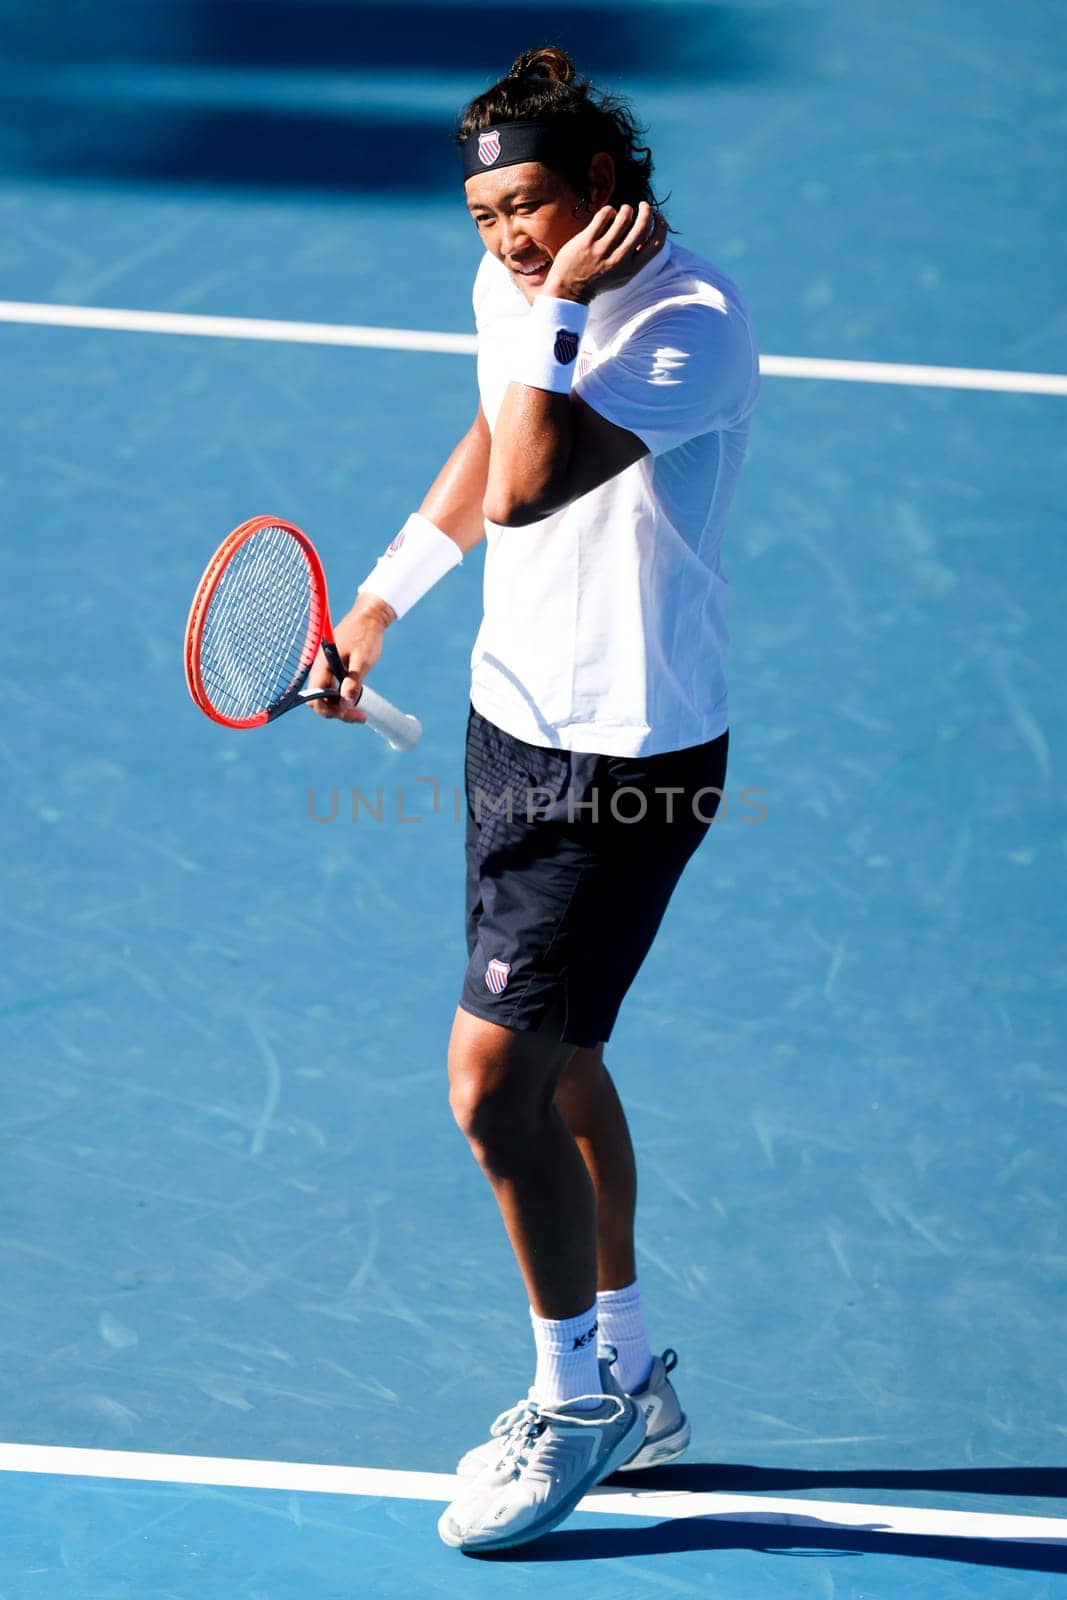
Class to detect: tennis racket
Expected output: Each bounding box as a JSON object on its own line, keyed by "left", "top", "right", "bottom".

{"left": 184, "top": 515, "right": 422, "bottom": 750}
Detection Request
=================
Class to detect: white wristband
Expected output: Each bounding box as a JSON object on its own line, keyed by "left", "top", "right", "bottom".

{"left": 512, "top": 294, "right": 589, "bottom": 394}
{"left": 358, "top": 512, "right": 462, "bottom": 620}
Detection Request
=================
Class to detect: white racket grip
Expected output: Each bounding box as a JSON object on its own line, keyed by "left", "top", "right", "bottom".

{"left": 357, "top": 684, "right": 423, "bottom": 751}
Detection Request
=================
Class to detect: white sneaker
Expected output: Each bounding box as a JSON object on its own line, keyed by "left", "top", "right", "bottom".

{"left": 456, "top": 1349, "right": 689, "bottom": 1479}
{"left": 615, "top": 1348, "right": 691, "bottom": 1472}
{"left": 438, "top": 1385, "right": 646, "bottom": 1551}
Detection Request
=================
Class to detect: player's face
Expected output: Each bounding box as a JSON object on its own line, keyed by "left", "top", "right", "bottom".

{"left": 465, "top": 162, "right": 595, "bottom": 303}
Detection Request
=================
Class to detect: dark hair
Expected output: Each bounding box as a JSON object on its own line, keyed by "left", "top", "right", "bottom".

{"left": 456, "top": 45, "right": 661, "bottom": 213}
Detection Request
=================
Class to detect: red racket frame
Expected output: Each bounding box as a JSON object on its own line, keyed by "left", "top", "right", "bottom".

{"left": 184, "top": 515, "right": 343, "bottom": 729}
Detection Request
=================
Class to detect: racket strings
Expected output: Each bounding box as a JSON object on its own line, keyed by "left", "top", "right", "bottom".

{"left": 197, "top": 525, "right": 324, "bottom": 720}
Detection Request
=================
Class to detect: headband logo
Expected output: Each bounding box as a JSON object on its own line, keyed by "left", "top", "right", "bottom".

{"left": 554, "top": 330, "right": 580, "bottom": 365}
{"left": 478, "top": 130, "right": 501, "bottom": 166}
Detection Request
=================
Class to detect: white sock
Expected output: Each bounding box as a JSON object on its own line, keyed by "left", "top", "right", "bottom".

{"left": 597, "top": 1279, "right": 654, "bottom": 1395}
{"left": 529, "top": 1304, "right": 602, "bottom": 1411}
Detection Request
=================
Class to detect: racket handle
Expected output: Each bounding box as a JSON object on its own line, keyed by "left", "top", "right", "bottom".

{"left": 357, "top": 685, "right": 423, "bottom": 751}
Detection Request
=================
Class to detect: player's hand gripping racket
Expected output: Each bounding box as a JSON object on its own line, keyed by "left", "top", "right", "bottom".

{"left": 184, "top": 516, "right": 422, "bottom": 750}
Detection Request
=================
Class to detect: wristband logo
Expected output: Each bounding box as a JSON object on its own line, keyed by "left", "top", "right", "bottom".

{"left": 554, "top": 329, "right": 580, "bottom": 365}
{"left": 478, "top": 130, "right": 501, "bottom": 166}
{"left": 386, "top": 531, "right": 406, "bottom": 556}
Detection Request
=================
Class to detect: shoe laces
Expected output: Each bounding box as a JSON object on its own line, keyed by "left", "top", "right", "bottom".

{"left": 486, "top": 1393, "right": 628, "bottom": 1478}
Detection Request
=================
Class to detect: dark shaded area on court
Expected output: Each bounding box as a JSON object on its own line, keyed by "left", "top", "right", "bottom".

{"left": 0, "top": 0, "right": 799, "bottom": 192}
{"left": 474, "top": 1518, "right": 1067, "bottom": 1573}
{"left": 0, "top": 1, "right": 790, "bottom": 77}
{"left": 617, "top": 1462, "right": 1067, "bottom": 1499}
{"left": 0, "top": 97, "right": 458, "bottom": 192}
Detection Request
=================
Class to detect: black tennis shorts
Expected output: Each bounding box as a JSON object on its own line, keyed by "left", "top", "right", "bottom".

{"left": 460, "top": 707, "right": 729, "bottom": 1048}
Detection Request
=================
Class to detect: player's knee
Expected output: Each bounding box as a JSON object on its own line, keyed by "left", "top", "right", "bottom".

{"left": 448, "top": 1049, "right": 540, "bottom": 1169}
{"left": 448, "top": 1057, "right": 517, "bottom": 1148}
{"left": 554, "top": 1043, "right": 606, "bottom": 1118}
{"left": 556, "top": 1043, "right": 604, "bottom": 1092}
{"left": 447, "top": 1008, "right": 571, "bottom": 1165}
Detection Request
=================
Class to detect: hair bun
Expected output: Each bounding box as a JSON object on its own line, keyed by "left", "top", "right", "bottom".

{"left": 508, "top": 45, "right": 575, "bottom": 85}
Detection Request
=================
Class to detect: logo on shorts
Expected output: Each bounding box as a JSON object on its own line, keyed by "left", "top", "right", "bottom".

{"left": 554, "top": 329, "right": 580, "bottom": 365}
{"left": 478, "top": 130, "right": 501, "bottom": 166}
{"left": 485, "top": 958, "right": 511, "bottom": 994}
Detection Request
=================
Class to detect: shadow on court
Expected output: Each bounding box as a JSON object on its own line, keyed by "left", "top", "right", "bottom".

{"left": 0, "top": 97, "right": 459, "bottom": 192}
{"left": 1, "top": 1, "right": 793, "bottom": 77}
{"left": 616, "top": 1462, "right": 1067, "bottom": 1499}
{"left": 470, "top": 1515, "right": 1067, "bottom": 1574}
{"left": 0, "top": 0, "right": 803, "bottom": 192}
{"left": 463, "top": 1461, "right": 1067, "bottom": 1573}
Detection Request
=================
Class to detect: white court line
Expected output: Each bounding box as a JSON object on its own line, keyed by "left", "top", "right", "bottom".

{"left": 0, "top": 300, "right": 478, "bottom": 355}
{"left": 1, "top": 1442, "right": 1065, "bottom": 1546}
{"left": 1, "top": 299, "right": 1066, "bottom": 397}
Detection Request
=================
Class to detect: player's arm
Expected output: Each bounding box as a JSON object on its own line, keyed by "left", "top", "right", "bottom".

{"left": 483, "top": 204, "right": 666, "bottom": 527}
{"left": 418, "top": 403, "right": 492, "bottom": 554}
{"left": 483, "top": 391, "right": 645, "bottom": 527}
{"left": 308, "top": 408, "right": 490, "bottom": 721}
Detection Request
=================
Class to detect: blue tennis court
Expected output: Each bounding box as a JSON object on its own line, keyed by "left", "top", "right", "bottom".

{"left": 2, "top": 0, "right": 1065, "bottom": 1593}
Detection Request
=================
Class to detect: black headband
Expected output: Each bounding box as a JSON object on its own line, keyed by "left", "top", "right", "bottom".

{"left": 460, "top": 120, "right": 568, "bottom": 182}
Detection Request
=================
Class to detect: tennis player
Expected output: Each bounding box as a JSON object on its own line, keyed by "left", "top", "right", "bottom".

{"left": 308, "top": 46, "right": 759, "bottom": 1551}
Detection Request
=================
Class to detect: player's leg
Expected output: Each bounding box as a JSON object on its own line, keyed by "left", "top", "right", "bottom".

{"left": 447, "top": 1006, "right": 596, "bottom": 1319}
{"left": 443, "top": 716, "right": 726, "bottom": 1545}
{"left": 552, "top": 1043, "right": 686, "bottom": 1468}
{"left": 441, "top": 1005, "right": 646, "bottom": 1551}
{"left": 552, "top": 1043, "right": 637, "bottom": 1292}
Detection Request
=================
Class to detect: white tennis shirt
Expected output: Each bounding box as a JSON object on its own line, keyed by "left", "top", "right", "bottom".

{"left": 469, "top": 239, "right": 760, "bottom": 756}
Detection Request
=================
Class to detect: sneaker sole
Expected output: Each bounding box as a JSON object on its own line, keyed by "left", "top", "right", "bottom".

{"left": 444, "top": 1405, "right": 648, "bottom": 1552}
{"left": 614, "top": 1414, "right": 691, "bottom": 1472}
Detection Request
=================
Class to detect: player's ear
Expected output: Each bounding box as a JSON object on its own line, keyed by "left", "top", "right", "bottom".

{"left": 586, "top": 151, "right": 616, "bottom": 208}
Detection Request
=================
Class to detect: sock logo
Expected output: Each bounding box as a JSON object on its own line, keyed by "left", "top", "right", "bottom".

{"left": 571, "top": 1320, "right": 598, "bottom": 1351}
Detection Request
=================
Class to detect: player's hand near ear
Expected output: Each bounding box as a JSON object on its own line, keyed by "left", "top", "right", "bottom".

{"left": 543, "top": 203, "right": 668, "bottom": 304}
